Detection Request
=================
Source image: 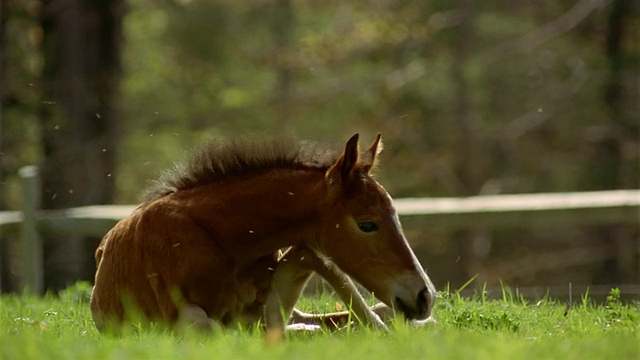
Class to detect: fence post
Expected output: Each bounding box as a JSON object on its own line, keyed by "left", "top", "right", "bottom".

{"left": 19, "top": 166, "right": 43, "bottom": 295}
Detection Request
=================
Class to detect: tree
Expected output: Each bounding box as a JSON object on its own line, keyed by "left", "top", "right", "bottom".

{"left": 38, "top": 0, "right": 125, "bottom": 290}
{"left": 39, "top": 0, "right": 124, "bottom": 208}
{"left": 1, "top": 0, "right": 44, "bottom": 293}
{"left": 592, "top": 0, "right": 638, "bottom": 283}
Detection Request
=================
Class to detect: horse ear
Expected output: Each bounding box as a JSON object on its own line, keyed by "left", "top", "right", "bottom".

{"left": 326, "top": 133, "right": 360, "bottom": 189}
{"left": 362, "top": 133, "right": 383, "bottom": 174}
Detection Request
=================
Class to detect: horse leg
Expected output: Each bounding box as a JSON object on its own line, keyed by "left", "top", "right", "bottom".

{"left": 292, "top": 252, "right": 388, "bottom": 331}
{"left": 150, "top": 279, "right": 214, "bottom": 331}
{"left": 293, "top": 303, "right": 436, "bottom": 328}
{"left": 147, "top": 270, "right": 214, "bottom": 331}
{"left": 264, "top": 247, "right": 316, "bottom": 336}
{"left": 264, "top": 246, "right": 387, "bottom": 336}
{"left": 177, "top": 303, "right": 214, "bottom": 331}
{"left": 290, "top": 302, "right": 394, "bottom": 329}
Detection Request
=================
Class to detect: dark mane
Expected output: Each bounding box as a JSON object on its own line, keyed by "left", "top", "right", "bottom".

{"left": 144, "top": 136, "right": 340, "bottom": 201}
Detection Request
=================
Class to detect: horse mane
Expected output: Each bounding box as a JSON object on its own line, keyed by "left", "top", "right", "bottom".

{"left": 144, "top": 136, "right": 340, "bottom": 201}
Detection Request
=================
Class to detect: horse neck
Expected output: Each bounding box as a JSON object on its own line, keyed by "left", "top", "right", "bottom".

{"left": 173, "top": 167, "right": 327, "bottom": 259}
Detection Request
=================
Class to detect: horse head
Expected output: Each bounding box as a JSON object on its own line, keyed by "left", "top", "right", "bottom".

{"left": 316, "top": 133, "right": 436, "bottom": 321}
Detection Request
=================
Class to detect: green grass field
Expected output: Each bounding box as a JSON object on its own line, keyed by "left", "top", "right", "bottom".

{"left": 1, "top": 282, "right": 638, "bottom": 360}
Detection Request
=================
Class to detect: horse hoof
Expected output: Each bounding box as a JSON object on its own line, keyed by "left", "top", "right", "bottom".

{"left": 285, "top": 323, "right": 322, "bottom": 332}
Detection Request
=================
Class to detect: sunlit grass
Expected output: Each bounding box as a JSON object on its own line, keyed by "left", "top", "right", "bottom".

{"left": 1, "top": 282, "right": 638, "bottom": 360}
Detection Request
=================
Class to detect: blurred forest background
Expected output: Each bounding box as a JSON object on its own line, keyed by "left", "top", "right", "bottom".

{"left": 1, "top": 0, "right": 638, "bottom": 296}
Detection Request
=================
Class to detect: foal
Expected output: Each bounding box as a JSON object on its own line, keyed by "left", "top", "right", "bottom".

{"left": 90, "top": 133, "right": 436, "bottom": 333}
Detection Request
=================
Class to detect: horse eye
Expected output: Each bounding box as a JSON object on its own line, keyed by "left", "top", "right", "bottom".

{"left": 357, "top": 221, "right": 379, "bottom": 233}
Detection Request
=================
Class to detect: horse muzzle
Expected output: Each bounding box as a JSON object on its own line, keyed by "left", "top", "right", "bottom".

{"left": 394, "top": 286, "right": 435, "bottom": 321}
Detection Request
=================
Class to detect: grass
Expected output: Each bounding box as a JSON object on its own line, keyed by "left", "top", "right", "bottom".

{"left": 0, "top": 282, "right": 638, "bottom": 360}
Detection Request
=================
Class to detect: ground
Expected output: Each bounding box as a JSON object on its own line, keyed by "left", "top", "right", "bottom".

{"left": 0, "top": 282, "right": 638, "bottom": 360}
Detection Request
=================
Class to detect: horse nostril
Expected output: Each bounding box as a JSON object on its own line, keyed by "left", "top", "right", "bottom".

{"left": 416, "top": 287, "right": 433, "bottom": 318}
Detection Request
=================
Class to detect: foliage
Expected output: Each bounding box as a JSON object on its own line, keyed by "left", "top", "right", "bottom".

{"left": 115, "top": 0, "right": 639, "bottom": 201}
{"left": 2, "top": 1, "right": 637, "bottom": 201}
{"left": 0, "top": 283, "right": 638, "bottom": 360}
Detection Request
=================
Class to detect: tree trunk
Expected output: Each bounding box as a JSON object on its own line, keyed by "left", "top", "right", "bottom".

{"left": 0, "top": 0, "right": 6, "bottom": 293}
{"left": 40, "top": 0, "right": 123, "bottom": 208}
{"left": 39, "top": 0, "right": 124, "bottom": 290}
{"left": 593, "top": 0, "right": 638, "bottom": 284}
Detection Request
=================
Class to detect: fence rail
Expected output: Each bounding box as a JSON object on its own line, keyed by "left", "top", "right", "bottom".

{"left": 2, "top": 191, "right": 639, "bottom": 234}
{"left": 1, "top": 167, "right": 639, "bottom": 294}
